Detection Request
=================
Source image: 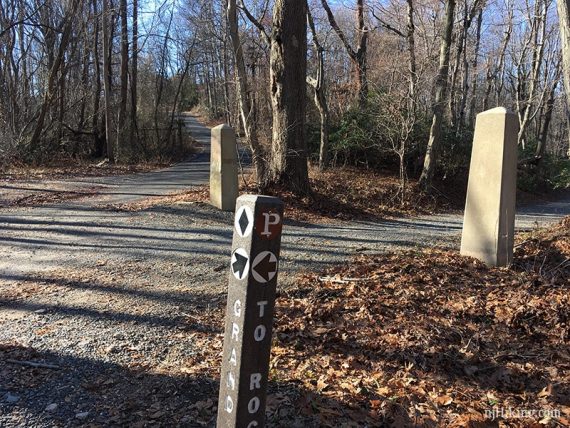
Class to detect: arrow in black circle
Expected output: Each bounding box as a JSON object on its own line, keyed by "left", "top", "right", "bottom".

{"left": 253, "top": 253, "right": 277, "bottom": 282}
{"left": 232, "top": 252, "right": 248, "bottom": 278}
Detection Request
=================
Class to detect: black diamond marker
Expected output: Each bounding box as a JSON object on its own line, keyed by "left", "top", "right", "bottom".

{"left": 238, "top": 209, "right": 249, "bottom": 235}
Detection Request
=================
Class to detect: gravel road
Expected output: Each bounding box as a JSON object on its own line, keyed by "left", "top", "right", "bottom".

{"left": 0, "top": 115, "right": 568, "bottom": 427}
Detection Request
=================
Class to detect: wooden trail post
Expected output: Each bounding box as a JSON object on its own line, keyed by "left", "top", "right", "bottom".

{"left": 460, "top": 107, "right": 518, "bottom": 267}
{"left": 217, "top": 195, "right": 284, "bottom": 428}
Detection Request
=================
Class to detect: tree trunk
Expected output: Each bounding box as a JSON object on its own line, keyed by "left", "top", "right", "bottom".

{"left": 355, "top": 0, "right": 368, "bottom": 107}
{"left": 307, "top": 7, "right": 330, "bottom": 170}
{"left": 57, "top": 60, "right": 66, "bottom": 143}
{"left": 28, "top": 0, "right": 81, "bottom": 156}
{"left": 517, "top": 0, "right": 547, "bottom": 146}
{"left": 221, "top": 27, "right": 232, "bottom": 127}
{"left": 117, "top": 0, "right": 128, "bottom": 161}
{"left": 419, "top": 0, "right": 456, "bottom": 191}
{"left": 165, "top": 59, "right": 191, "bottom": 147}
{"left": 153, "top": 8, "right": 173, "bottom": 146}
{"left": 482, "top": 4, "right": 513, "bottom": 111}
{"left": 455, "top": 34, "right": 469, "bottom": 135}
{"left": 78, "top": 34, "right": 91, "bottom": 131}
{"left": 536, "top": 68, "right": 560, "bottom": 162}
{"left": 468, "top": 8, "right": 483, "bottom": 127}
{"left": 227, "top": 0, "right": 266, "bottom": 185}
{"left": 558, "top": 0, "right": 570, "bottom": 149}
{"left": 448, "top": 0, "right": 482, "bottom": 129}
{"left": 91, "top": 0, "right": 104, "bottom": 157}
{"left": 406, "top": 0, "right": 417, "bottom": 113}
{"left": 448, "top": 0, "right": 467, "bottom": 127}
{"left": 266, "top": 0, "right": 310, "bottom": 195}
{"left": 130, "top": 0, "right": 138, "bottom": 149}
{"left": 102, "top": 0, "right": 114, "bottom": 162}
{"left": 17, "top": 0, "right": 28, "bottom": 116}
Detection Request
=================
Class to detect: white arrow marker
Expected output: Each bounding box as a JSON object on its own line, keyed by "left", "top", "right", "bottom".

{"left": 251, "top": 251, "right": 278, "bottom": 283}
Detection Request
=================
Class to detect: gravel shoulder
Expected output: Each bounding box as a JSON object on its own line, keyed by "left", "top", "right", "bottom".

{"left": 1, "top": 116, "right": 569, "bottom": 427}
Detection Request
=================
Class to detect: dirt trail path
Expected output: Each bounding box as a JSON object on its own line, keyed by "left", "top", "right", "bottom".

{"left": 0, "top": 115, "right": 568, "bottom": 427}
{"left": 0, "top": 115, "right": 210, "bottom": 208}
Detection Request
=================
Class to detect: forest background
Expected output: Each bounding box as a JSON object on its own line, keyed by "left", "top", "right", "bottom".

{"left": 1, "top": 0, "right": 570, "bottom": 200}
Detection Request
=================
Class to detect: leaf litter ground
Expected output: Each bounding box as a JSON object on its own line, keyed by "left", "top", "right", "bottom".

{"left": 102, "top": 166, "right": 460, "bottom": 222}
{"left": 1, "top": 217, "right": 568, "bottom": 427}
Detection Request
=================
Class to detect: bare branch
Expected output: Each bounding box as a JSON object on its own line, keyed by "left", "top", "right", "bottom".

{"left": 371, "top": 8, "right": 405, "bottom": 38}
{"left": 239, "top": 0, "right": 270, "bottom": 45}
{"left": 320, "top": 0, "right": 357, "bottom": 60}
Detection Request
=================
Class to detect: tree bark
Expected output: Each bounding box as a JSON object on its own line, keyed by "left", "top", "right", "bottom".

{"left": 17, "top": 0, "right": 28, "bottom": 116}
{"left": 536, "top": 83, "right": 557, "bottom": 161}
{"left": 266, "top": 0, "right": 310, "bottom": 195}
{"left": 227, "top": 0, "right": 266, "bottom": 185}
{"left": 406, "top": 0, "right": 417, "bottom": 113}
{"left": 536, "top": 62, "right": 561, "bottom": 162}
{"left": 118, "top": 0, "right": 128, "bottom": 161}
{"left": 468, "top": 8, "right": 483, "bottom": 127}
{"left": 28, "top": 0, "right": 81, "bottom": 155}
{"left": 482, "top": 3, "right": 513, "bottom": 110}
{"left": 307, "top": 7, "right": 330, "bottom": 170}
{"left": 448, "top": 0, "right": 483, "bottom": 129}
{"left": 558, "top": 0, "right": 570, "bottom": 140}
{"left": 130, "top": 0, "right": 138, "bottom": 148}
{"left": 419, "top": 0, "right": 456, "bottom": 191}
{"left": 517, "top": 0, "right": 547, "bottom": 147}
{"left": 78, "top": 31, "right": 91, "bottom": 132}
{"left": 102, "top": 0, "right": 114, "bottom": 162}
{"left": 91, "top": 0, "right": 104, "bottom": 156}
{"left": 153, "top": 8, "right": 173, "bottom": 146}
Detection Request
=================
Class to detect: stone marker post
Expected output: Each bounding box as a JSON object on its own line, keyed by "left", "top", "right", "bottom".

{"left": 217, "top": 195, "right": 284, "bottom": 428}
{"left": 460, "top": 107, "right": 518, "bottom": 267}
{"left": 210, "top": 124, "right": 239, "bottom": 211}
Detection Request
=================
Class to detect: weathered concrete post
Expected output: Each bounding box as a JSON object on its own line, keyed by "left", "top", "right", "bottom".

{"left": 217, "top": 195, "right": 284, "bottom": 428}
{"left": 210, "top": 124, "right": 239, "bottom": 211}
{"left": 460, "top": 107, "right": 518, "bottom": 267}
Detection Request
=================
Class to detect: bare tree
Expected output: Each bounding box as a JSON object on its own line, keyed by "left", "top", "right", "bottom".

{"left": 558, "top": 0, "right": 570, "bottom": 151}
{"left": 467, "top": 7, "right": 483, "bottom": 127}
{"left": 307, "top": 6, "right": 330, "bottom": 170}
{"left": 515, "top": 0, "right": 548, "bottom": 147}
{"left": 1, "top": 0, "right": 568, "bottom": 183}
{"left": 130, "top": 0, "right": 138, "bottom": 148}
{"left": 28, "top": 0, "right": 81, "bottom": 156}
{"left": 419, "top": 0, "right": 456, "bottom": 191}
{"left": 115, "top": 0, "right": 128, "bottom": 160}
{"left": 447, "top": 0, "right": 484, "bottom": 129}
{"left": 321, "top": 0, "right": 368, "bottom": 107}
{"left": 482, "top": 0, "right": 513, "bottom": 110}
{"left": 227, "top": 0, "right": 266, "bottom": 185}
{"left": 536, "top": 53, "right": 562, "bottom": 161}
{"left": 91, "top": 0, "right": 104, "bottom": 156}
{"left": 406, "top": 0, "right": 418, "bottom": 112}
{"left": 102, "top": 0, "right": 114, "bottom": 162}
